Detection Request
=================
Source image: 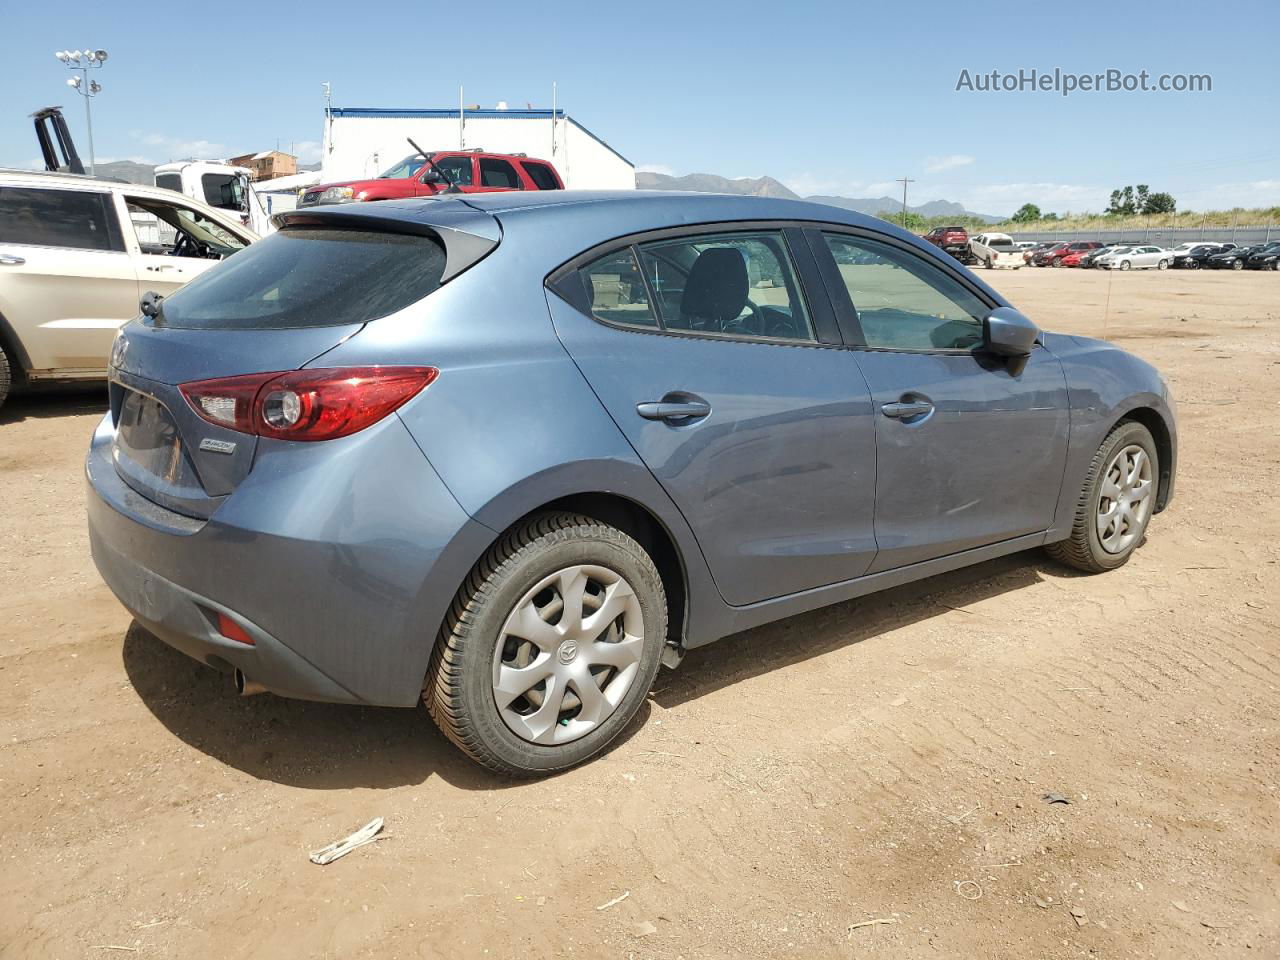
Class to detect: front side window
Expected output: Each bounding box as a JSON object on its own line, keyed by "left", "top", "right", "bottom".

{"left": 635, "top": 232, "right": 814, "bottom": 342}
{"left": 823, "top": 233, "right": 987, "bottom": 351}
{"left": 479, "top": 158, "right": 520, "bottom": 189}
{"left": 201, "top": 173, "right": 242, "bottom": 210}
{"left": 432, "top": 155, "right": 474, "bottom": 186}
{"left": 581, "top": 248, "right": 656, "bottom": 328}
{"left": 0, "top": 187, "right": 122, "bottom": 252}
{"left": 125, "top": 197, "right": 247, "bottom": 259}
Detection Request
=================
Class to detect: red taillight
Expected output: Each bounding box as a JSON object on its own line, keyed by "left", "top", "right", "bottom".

{"left": 180, "top": 366, "right": 438, "bottom": 442}
{"left": 217, "top": 612, "right": 255, "bottom": 645}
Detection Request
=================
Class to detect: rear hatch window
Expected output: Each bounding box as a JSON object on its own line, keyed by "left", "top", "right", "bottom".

{"left": 156, "top": 227, "right": 447, "bottom": 330}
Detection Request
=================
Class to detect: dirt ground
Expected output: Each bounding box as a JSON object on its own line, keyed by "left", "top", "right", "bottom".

{"left": 2, "top": 267, "right": 1278, "bottom": 959}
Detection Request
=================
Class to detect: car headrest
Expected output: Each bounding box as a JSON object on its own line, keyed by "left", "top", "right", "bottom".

{"left": 681, "top": 247, "right": 748, "bottom": 329}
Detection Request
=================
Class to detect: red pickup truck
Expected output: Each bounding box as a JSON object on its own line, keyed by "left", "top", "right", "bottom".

{"left": 299, "top": 149, "right": 564, "bottom": 207}
{"left": 923, "top": 225, "right": 971, "bottom": 262}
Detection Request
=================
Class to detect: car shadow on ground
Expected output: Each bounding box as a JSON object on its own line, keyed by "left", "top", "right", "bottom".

{"left": 654, "top": 548, "right": 1082, "bottom": 709}
{"left": 120, "top": 622, "right": 652, "bottom": 792}
{"left": 122, "top": 549, "right": 1080, "bottom": 791}
{"left": 0, "top": 386, "right": 107, "bottom": 425}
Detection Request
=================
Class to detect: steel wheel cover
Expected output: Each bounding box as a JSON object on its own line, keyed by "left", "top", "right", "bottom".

{"left": 491, "top": 564, "right": 645, "bottom": 745}
{"left": 1096, "top": 444, "right": 1154, "bottom": 554}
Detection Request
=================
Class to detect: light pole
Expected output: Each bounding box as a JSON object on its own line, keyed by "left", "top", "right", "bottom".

{"left": 54, "top": 48, "right": 108, "bottom": 175}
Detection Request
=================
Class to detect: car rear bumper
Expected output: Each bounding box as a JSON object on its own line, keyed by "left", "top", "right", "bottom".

{"left": 86, "top": 412, "right": 495, "bottom": 707}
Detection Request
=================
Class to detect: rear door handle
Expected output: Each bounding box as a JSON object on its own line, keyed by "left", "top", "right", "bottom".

{"left": 636, "top": 398, "right": 712, "bottom": 422}
{"left": 882, "top": 399, "right": 934, "bottom": 420}
{"left": 0, "top": 254, "right": 25, "bottom": 266}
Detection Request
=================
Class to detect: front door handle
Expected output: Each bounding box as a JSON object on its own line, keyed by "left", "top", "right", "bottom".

{"left": 882, "top": 399, "right": 934, "bottom": 420}
{"left": 146, "top": 264, "right": 179, "bottom": 272}
{"left": 0, "top": 254, "right": 25, "bottom": 266}
{"left": 637, "top": 398, "right": 712, "bottom": 422}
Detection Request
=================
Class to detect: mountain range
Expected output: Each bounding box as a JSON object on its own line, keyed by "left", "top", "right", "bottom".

{"left": 635, "top": 171, "right": 1002, "bottom": 223}
{"left": 91, "top": 161, "right": 1001, "bottom": 222}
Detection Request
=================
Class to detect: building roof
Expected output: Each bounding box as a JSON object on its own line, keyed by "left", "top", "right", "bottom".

{"left": 328, "top": 107, "right": 632, "bottom": 167}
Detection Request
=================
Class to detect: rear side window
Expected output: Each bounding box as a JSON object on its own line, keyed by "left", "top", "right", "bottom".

{"left": 155, "top": 173, "right": 183, "bottom": 193}
{"left": 0, "top": 187, "right": 123, "bottom": 252}
{"left": 156, "top": 227, "right": 447, "bottom": 330}
{"left": 581, "top": 248, "right": 657, "bottom": 328}
{"left": 521, "top": 162, "right": 560, "bottom": 190}
{"left": 479, "top": 158, "right": 519, "bottom": 188}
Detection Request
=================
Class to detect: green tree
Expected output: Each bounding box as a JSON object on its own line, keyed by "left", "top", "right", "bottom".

{"left": 1135, "top": 184, "right": 1151, "bottom": 211}
{"left": 1107, "top": 186, "right": 1137, "bottom": 216}
{"left": 1141, "top": 192, "right": 1176, "bottom": 215}
{"left": 1042, "top": 211, "right": 1060, "bottom": 221}
{"left": 876, "top": 210, "right": 927, "bottom": 231}
{"left": 1010, "top": 203, "right": 1042, "bottom": 223}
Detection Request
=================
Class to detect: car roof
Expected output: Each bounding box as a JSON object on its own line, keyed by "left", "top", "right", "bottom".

{"left": 0, "top": 167, "right": 181, "bottom": 202}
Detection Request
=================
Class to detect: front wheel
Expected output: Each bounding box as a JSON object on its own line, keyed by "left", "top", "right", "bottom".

{"left": 1119, "top": 260, "right": 1131, "bottom": 271}
{"left": 1157, "top": 259, "right": 1168, "bottom": 270}
{"left": 1232, "top": 259, "right": 1244, "bottom": 270}
{"left": 425, "top": 512, "right": 667, "bottom": 776}
{"left": 1045, "top": 421, "right": 1159, "bottom": 573}
{"left": 1186, "top": 259, "right": 1199, "bottom": 269}
{"left": 0, "top": 344, "right": 10, "bottom": 412}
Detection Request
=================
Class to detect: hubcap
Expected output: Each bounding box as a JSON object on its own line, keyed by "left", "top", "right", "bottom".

{"left": 1096, "top": 444, "right": 1154, "bottom": 554}
{"left": 491, "top": 564, "right": 644, "bottom": 745}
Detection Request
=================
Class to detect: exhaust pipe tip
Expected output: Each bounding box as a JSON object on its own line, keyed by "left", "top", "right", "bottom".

{"left": 234, "top": 668, "right": 267, "bottom": 697}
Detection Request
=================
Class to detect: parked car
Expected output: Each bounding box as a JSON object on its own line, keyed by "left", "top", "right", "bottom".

{"left": 1168, "top": 241, "right": 1229, "bottom": 259}
{"left": 1033, "top": 241, "right": 1102, "bottom": 267}
{"left": 1095, "top": 245, "right": 1171, "bottom": 271}
{"left": 1171, "top": 244, "right": 1220, "bottom": 269}
{"left": 0, "top": 169, "right": 257, "bottom": 411}
{"left": 298, "top": 149, "right": 563, "bottom": 207}
{"left": 923, "top": 225, "right": 971, "bottom": 261}
{"left": 1207, "top": 244, "right": 1268, "bottom": 269}
{"left": 1077, "top": 245, "right": 1122, "bottom": 269}
{"left": 1023, "top": 241, "right": 1056, "bottom": 264}
{"left": 87, "top": 192, "right": 1177, "bottom": 776}
{"left": 1014, "top": 240, "right": 1039, "bottom": 251}
{"left": 1244, "top": 243, "right": 1280, "bottom": 270}
{"left": 969, "top": 232, "right": 1023, "bottom": 269}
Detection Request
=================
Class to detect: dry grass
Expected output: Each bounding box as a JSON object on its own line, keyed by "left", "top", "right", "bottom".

{"left": 1005, "top": 206, "right": 1280, "bottom": 232}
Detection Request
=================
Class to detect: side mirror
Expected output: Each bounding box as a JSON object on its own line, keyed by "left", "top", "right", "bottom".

{"left": 421, "top": 169, "right": 443, "bottom": 184}
{"left": 983, "top": 306, "right": 1038, "bottom": 359}
{"left": 140, "top": 290, "right": 164, "bottom": 318}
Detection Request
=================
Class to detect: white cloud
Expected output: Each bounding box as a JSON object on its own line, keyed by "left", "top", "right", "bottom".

{"left": 938, "top": 182, "right": 1109, "bottom": 217}
{"left": 293, "top": 140, "right": 323, "bottom": 164}
{"left": 135, "top": 132, "right": 230, "bottom": 161}
{"left": 636, "top": 163, "right": 675, "bottom": 176}
{"left": 924, "top": 154, "right": 975, "bottom": 174}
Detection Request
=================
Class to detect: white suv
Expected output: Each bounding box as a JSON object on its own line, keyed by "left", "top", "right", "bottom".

{"left": 0, "top": 170, "right": 258, "bottom": 410}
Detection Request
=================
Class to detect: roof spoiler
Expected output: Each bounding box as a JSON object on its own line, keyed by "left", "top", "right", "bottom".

{"left": 273, "top": 202, "right": 500, "bottom": 282}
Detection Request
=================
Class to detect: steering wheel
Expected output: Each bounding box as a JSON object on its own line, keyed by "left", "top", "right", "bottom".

{"left": 721, "top": 301, "right": 766, "bottom": 336}
{"left": 171, "top": 233, "right": 210, "bottom": 259}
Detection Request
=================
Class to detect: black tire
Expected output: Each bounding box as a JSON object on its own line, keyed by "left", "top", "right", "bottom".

{"left": 1045, "top": 420, "right": 1159, "bottom": 573}
{"left": 425, "top": 512, "right": 667, "bottom": 776}
{"left": 1232, "top": 259, "right": 1243, "bottom": 270}
{"left": 1119, "top": 260, "right": 1131, "bottom": 271}
{"left": 0, "top": 343, "right": 10, "bottom": 412}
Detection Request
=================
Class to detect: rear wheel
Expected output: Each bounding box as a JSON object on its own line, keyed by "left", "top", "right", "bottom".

{"left": 985, "top": 257, "right": 993, "bottom": 269}
{"left": 1046, "top": 421, "right": 1158, "bottom": 573}
{"left": 425, "top": 512, "right": 667, "bottom": 776}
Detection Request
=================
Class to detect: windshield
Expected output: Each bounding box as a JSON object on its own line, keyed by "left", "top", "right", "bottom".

{"left": 156, "top": 227, "right": 447, "bottom": 330}
{"left": 378, "top": 154, "right": 427, "bottom": 179}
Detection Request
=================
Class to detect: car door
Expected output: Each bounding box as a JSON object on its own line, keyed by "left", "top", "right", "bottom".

{"left": 119, "top": 192, "right": 250, "bottom": 298}
{"left": 813, "top": 229, "right": 1069, "bottom": 572}
{"left": 0, "top": 183, "right": 138, "bottom": 375}
{"left": 547, "top": 226, "right": 879, "bottom": 606}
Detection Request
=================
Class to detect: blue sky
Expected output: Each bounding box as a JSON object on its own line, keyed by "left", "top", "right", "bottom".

{"left": 2, "top": 1, "right": 1277, "bottom": 216}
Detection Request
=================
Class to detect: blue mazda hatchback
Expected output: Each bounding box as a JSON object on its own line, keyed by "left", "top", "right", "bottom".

{"left": 87, "top": 192, "right": 1176, "bottom": 775}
